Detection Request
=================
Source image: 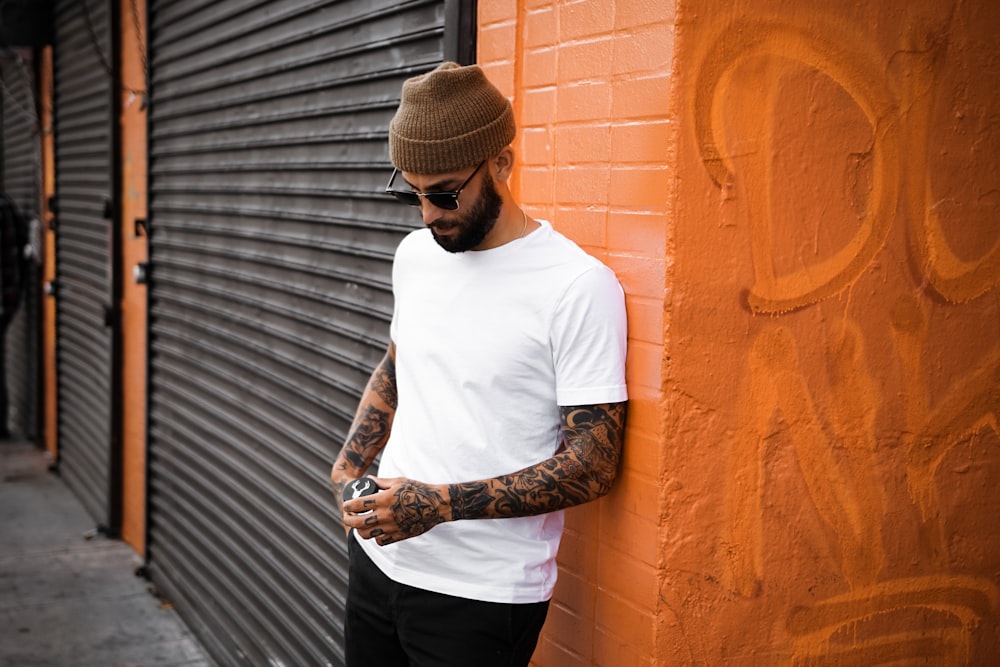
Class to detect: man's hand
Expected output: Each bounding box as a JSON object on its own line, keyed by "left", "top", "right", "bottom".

{"left": 342, "top": 476, "right": 448, "bottom": 546}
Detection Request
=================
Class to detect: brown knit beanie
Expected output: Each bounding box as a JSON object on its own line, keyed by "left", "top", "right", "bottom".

{"left": 389, "top": 62, "right": 516, "bottom": 174}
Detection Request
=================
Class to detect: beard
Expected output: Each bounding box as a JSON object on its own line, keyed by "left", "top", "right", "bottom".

{"left": 430, "top": 172, "right": 503, "bottom": 253}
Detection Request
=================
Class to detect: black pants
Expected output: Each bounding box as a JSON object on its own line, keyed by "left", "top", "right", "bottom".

{"left": 345, "top": 535, "right": 549, "bottom": 667}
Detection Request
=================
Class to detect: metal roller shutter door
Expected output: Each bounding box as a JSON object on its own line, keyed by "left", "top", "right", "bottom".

{"left": 1, "top": 51, "right": 42, "bottom": 440}
{"left": 145, "top": 1, "right": 467, "bottom": 664}
{"left": 52, "top": 0, "right": 118, "bottom": 528}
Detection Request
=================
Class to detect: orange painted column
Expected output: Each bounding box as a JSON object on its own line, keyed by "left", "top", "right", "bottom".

{"left": 39, "top": 46, "right": 57, "bottom": 461}
{"left": 479, "top": 2, "right": 670, "bottom": 665}
{"left": 664, "top": 0, "right": 1000, "bottom": 664}
{"left": 118, "top": 0, "right": 149, "bottom": 554}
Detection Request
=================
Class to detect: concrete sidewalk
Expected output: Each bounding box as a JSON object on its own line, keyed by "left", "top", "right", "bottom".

{"left": 0, "top": 437, "right": 214, "bottom": 667}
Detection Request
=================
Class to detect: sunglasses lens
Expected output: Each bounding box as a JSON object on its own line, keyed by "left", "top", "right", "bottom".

{"left": 390, "top": 191, "right": 422, "bottom": 207}
{"left": 387, "top": 188, "right": 460, "bottom": 210}
{"left": 426, "top": 194, "right": 460, "bottom": 211}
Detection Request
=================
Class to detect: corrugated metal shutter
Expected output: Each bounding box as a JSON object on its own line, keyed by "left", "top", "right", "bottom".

{"left": 52, "top": 0, "right": 118, "bottom": 528}
{"left": 1, "top": 53, "right": 39, "bottom": 210}
{"left": 1, "top": 50, "right": 42, "bottom": 440}
{"left": 145, "top": 1, "right": 471, "bottom": 665}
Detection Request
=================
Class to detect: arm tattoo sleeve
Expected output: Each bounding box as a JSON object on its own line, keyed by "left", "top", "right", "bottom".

{"left": 333, "top": 347, "right": 397, "bottom": 478}
{"left": 340, "top": 404, "right": 391, "bottom": 469}
{"left": 448, "top": 402, "right": 627, "bottom": 520}
{"left": 369, "top": 352, "right": 398, "bottom": 410}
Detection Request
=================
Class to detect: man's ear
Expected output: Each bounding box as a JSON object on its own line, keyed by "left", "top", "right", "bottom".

{"left": 492, "top": 146, "right": 515, "bottom": 182}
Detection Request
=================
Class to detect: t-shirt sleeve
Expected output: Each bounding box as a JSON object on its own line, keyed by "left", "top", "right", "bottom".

{"left": 550, "top": 264, "right": 628, "bottom": 406}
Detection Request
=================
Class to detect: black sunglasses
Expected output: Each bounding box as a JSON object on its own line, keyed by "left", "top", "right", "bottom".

{"left": 384, "top": 161, "right": 485, "bottom": 211}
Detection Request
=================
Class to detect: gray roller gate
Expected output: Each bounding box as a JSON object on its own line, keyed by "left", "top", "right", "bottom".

{"left": 0, "top": 50, "right": 42, "bottom": 440}
{"left": 145, "top": 1, "right": 474, "bottom": 664}
{"left": 51, "top": 0, "right": 119, "bottom": 529}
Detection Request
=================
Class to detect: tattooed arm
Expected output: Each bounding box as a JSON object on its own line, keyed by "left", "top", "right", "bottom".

{"left": 449, "top": 402, "right": 627, "bottom": 519}
{"left": 330, "top": 342, "right": 398, "bottom": 531}
{"left": 343, "top": 401, "right": 626, "bottom": 545}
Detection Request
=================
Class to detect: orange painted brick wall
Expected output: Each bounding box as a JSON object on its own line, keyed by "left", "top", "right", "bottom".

{"left": 482, "top": 0, "right": 999, "bottom": 666}
{"left": 479, "top": 2, "right": 672, "bottom": 665}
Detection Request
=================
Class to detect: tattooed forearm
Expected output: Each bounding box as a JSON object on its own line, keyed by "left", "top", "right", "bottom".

{"left": 370, "top": 351, "right": 398, "bottom": 410}
{"left": 332, "top": 403, "right": 390, "bottom": 513}
{"left": 448, "top": 481, "right": 492, "bottom": 520}
{"left": 341, "top": 404, "right": 391, "bottom": 470}
{"left": 331, "top": 345, "right": 397, "bottom": 498}
{"left": 448, "top": 402, "right": 626, "bottom": 521}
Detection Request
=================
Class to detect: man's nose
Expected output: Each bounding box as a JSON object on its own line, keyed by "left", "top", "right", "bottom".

{"left": 420, "top": 200, "right": 445, "bottom": 226}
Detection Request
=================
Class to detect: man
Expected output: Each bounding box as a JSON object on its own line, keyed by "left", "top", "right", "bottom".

{"left": 330, "top": 62, "right": 628, "bottom": 667}
{"left": 0, "top": 194, "right": 26, "bottom": 439}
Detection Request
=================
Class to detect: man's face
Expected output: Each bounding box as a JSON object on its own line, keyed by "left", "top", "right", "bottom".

{"left": 428, "top": 171, "right": 503, "bottom": 253}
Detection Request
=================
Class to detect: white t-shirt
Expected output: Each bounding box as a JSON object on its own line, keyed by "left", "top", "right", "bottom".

{"left": 355, "top": 220, "right": 628, "bottom": 603}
